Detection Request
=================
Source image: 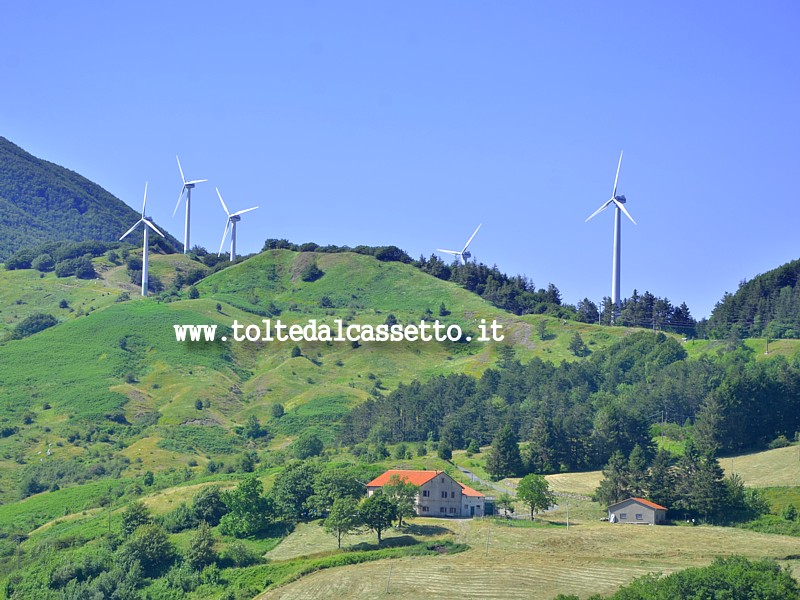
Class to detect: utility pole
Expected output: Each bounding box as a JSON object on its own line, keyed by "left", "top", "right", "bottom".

{"left": 485, "top": 525, "right": 490, "bottom": 557}
{"left": 386, "top": 564, "right": 393, "bottom": 593}
{"left": 566, "top": 499, "right": 570, "bottom": 530}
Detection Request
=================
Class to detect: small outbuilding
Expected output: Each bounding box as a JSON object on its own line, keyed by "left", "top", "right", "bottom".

{"left": 607, "top": 497, "right": 667, "bottom": 525}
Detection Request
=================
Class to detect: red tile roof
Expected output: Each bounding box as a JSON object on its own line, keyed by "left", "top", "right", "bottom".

{"left": 630, "top": 497, "right": 667, "bottom": 510}
{"left": 459, "top": 483, "right": 485, "bottom": 497}
{"left": 366, "top": 470, "right": 440, "bottom": 487}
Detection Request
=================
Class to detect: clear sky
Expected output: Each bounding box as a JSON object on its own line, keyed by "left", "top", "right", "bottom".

{"left": 2, "top": 2, "right": 798, "bottom": 319}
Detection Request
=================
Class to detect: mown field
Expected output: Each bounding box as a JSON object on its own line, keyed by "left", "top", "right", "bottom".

{"left": 255, "top": 512, "right": 800, "bottom": 600}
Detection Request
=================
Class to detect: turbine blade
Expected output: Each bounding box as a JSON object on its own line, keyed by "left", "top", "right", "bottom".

{"left": 460, "top": 255, "right": 466, "bottom": 265}
{"left": 143, "top": 219, "right": 165, "bottom": 237}
{"left": 218, "top": 220, "right": 231, "bottom": 256}
{"left": 462, "top": 223, "right": 482, "bottom": 253}
{"left": 216, "top": 187, "right": 230, "bottom": 216}
{"left": 436, "top": 249, "right": 459, "bottom": 255}
{"left": 176, "top": 155, "right": 186, "bottom": 183}
{"left": 612, "top": 150, "right": 623, "bottom": 198}
{"left": 141, "top": 181, "right": 148, "bottom": 217}
{"left": 231, "top": 206, "right": 258, "bottom": 217}
{"left": 614, "top": 198, "right": 637, "bottom": 225}
{"left": 188, "top": 179, "right": 208, "bottom": 185}
{"left": 585, "top": 199, "right": 614, "bottom": 222}
{"left": 120, "top": 220, "right": 143, "bottom": 241}
{"left": 173, "top": 187, "right": 186, "bottom": 217}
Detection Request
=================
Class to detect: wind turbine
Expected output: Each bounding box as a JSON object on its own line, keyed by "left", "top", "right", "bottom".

{"left": 119, "top": 182, "right": 164, "bottom": 297}
{"left": 216, "top": 188, "right": 258, "bottom": 261}
{"left": 437, "top": 224, "right": 482, "bottom": 265}
{"left": 585, "top": 151, "right": 636, "bottom": 317}
{"left": 173, "top": 156, "right": 207, "bottom": 254}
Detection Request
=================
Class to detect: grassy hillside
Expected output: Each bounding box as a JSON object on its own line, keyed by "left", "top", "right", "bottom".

{"left": 0, "top": 249, "right": 640, "bottom": 504}
{"left": 0, "top": 136, "right": 178, "bottom": 260}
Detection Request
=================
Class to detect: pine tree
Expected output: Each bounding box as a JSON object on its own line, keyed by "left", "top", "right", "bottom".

{"left": 627, "top": 445, "right": 648, "bottom": 498}
{"left": 594, "top": 451, "right": 630, "bottom": 506}
{"left": 185, "top": 521, "right": 217, "bottom": 570}
{"left": 646, "top": 449, "right": 675, "bottom": 509}
{"left": 486, "top": 424, "right": 523, "bottom": 480}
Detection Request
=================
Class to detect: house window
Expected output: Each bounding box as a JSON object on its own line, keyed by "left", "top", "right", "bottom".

{"left": 441, "top": 478, "right": 445, "bottom": 483}
{"left": 449, "top": 507, "right": 456, "bottom": 513}
{"left": 451, "top": 491, "right": 455, "bottom": 498}
{"left": 620, "top": 513, "right": 627, "bottom": 520}
{"left": 440, "top": 507, "right": 447, "bottom": 514}
{"left": 422, "top": 490, "right": 430, "bottom": 497}
{"left": 635, "top": 513, "right": 643, "bottom": 521}
{"left": 441, "top": 491, "right": 448, "bottom": 498}
{"left": 421, "top": 506, "right": 429, "bottom": 513}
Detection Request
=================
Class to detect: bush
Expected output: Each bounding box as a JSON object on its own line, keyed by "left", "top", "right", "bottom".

{"left": 768, "top": 435, "right": 791, "bottom": 449}
{"left": 120, "top": 524, "right": 176, "bottom": 577}
{"left": 301, "top": 262, "right": 324, "bottom": 282}
{"left": 221, "top": 540, "right": 262, "bottom": 567}
{"left": 31, "top": 253, "right": 55, "bottom": 272}
{"left": 11, "top": 313, "right": 58, "bottom": 339}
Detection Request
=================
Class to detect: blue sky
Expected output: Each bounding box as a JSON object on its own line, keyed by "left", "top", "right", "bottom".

{"left": 2, "top": 2, "right": 798, "bottom": 318}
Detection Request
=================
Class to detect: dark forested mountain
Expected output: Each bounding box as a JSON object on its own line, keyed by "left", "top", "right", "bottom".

{"left": 0, "top": 136, "right": 176, "bottom": 260}
{"left": 707, "top": 258, "right": 800, "bottom": 339}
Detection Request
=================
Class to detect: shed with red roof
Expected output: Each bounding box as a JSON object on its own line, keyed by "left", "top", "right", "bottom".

{"left": 607, "top": 497, "right": 667, "bottom": 525}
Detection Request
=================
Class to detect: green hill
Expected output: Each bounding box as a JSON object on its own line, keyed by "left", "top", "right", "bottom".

{"left": 0, "top": 249, "right": 634, "bottom": 501}
{"left": 0, "top": 136, "right": 177, "bottom": 260}
{"left": 706, "top": 257, "right": 800, "bottom": 339}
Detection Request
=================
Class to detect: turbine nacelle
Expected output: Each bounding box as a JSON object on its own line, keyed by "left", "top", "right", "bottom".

{"left": 436, "top": 223, "right": 482, "bottom": 266}
{"left": 216, "top": 187, "right": 258, "bottom": 258}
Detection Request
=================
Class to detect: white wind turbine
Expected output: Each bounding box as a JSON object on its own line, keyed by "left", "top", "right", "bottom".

{"left": 585, "top": 151, "right": 637, "bottom": 317}
{"left": 437, "top": 224, "right": 482, "bottom": 265}
{"left": 173, "top": 156, "right": 207, "bottom": 254}
{"left": 216, "top": 188, "right": 258, "bottom": 261}
{"left": 119, "top": 182, "right": 164, "bottom": 297}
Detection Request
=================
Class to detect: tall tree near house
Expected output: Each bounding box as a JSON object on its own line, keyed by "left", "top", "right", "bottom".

{"left": 693, "top": 453, "right": 726, "bottom": 522}
{"left": 516, "top": 474, "right": 555, "bottom": 521}
{"left": 626, "top": 445, "right": 648, "bottom": 498}
{"left": 594, "top": 451, "right": 630, "bottom": 507}
{"left": 486, "top": 423, "right": 523, "bottom": 480}
{"left": 646, "top": 449, "right": 675, "bottom": 509}
{"left": 382, "top": 474, "right": 419, "bottom": 527}
{"left": 324, "top": 497, "right": 362, "bottom": 549}
{"left": 359, "top": 493, "right": 396, "bottom": 544}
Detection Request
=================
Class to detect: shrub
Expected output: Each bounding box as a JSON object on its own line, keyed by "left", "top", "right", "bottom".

{"left": 11, "top": 313, "right": 58, "bottom": 339}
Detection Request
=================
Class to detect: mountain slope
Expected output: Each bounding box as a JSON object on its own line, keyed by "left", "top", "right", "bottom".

{"left": 0, "top": 136, "right": 176, "bottom": 259}
{"left": 0, "top": 249, "right": 630, "bottom": 500}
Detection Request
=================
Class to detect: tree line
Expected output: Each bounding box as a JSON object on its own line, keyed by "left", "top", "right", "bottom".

{"left": 706, "top": 257, "right": 800, "bottom": 340}
{"left": 340, "top": 332, "right": 800, "bottom": 475}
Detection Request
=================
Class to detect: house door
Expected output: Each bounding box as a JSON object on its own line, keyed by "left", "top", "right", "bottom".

{"left": 470, "top": 506, "right": 475, "bottom": 517}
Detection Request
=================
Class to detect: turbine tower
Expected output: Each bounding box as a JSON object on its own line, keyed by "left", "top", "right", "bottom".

{"left": 585, "top": 151, "right": 636, "bottom": 318}
{"left": 173, "top": 156, "right": 207, "bottom": 254}
{"left": 119, "top": 182, "right": 164, "bottom": 297}
{"left": 216, "top": 188, "right": 258, "bottom": 261}
{"left": 436, "top": 224, "right": 482, "bottom": 265}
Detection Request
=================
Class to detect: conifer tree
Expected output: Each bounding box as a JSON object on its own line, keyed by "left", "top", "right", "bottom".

{"left": 486, "top": 424, "right": 523, "bottom": 480}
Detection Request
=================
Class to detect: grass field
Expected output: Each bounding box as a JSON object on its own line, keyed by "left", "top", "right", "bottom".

{"left": 256, "top": 512, "right": 800, "bottom": 600}
{"left": 720, "top": 445, "right": 800, "bottom": 488}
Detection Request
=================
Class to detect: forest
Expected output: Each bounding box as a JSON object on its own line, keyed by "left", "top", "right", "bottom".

{"left": 706, "top": 258, "right": 800, "bottom": 340}
{"left": 340, "top": 332, "right": 800, "bottom": 472}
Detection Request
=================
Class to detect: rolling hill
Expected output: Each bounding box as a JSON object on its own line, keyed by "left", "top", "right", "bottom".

{"left": 0, "top": 136, "right": 178, "bottom": 259}
{"left": 0, "top": 248, "right": 640, "bottom": 502}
